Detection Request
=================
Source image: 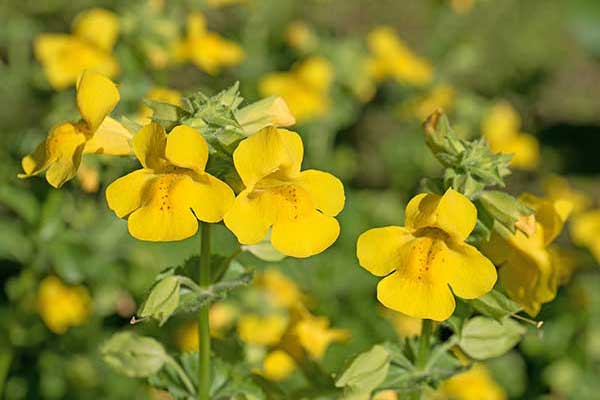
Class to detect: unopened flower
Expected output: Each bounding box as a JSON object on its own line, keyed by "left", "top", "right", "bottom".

{"left": 357, "top": 189, "right": 497, "bottom": 321}
{"left": 37, "top": 276, "right": 91, "bottom": 334}
{"left": 262, "top": 350, "right": 296, "bottom": 381}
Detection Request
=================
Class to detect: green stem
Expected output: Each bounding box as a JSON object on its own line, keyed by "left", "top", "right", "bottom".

{"left": 198, "top": 223, "right": 212, "bottom": 400}
{"left": 417, "top": 319, "right": 433, "bottom": 369}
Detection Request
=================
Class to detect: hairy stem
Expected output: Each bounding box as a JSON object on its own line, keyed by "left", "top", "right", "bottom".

{"left": 198, "top": 223, "right": 211, "bottom": 400}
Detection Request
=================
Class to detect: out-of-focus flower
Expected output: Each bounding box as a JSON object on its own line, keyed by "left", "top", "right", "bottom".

{"left": 549, "top": 246, "right": 579, "bottom": 286}
{"left": 105, "top": 123, "right": 234, "bottom": 241}
{"left": 481, "top": 102, "right": 540, "bottom": 170}
{"left": 175, "top": 303, "right": 238, "bottom": 352}
{"left": 384, "top": 310, "right": 422, "bottom": 338}
{"left": 439, "top": 364, "right": 506, "bottom": 400}
{"left": 258, "top": 269, "right": 304, "bottom": 309}
{"left": 237, "top": 314, "right": 289, "bottom": 346}
{"left": 401, "top": 84, "right": 455, "bottom": 121}
{"left": 261, "top": 350, "right": 296, "bottom": 381}
{"left": 259, "top": 57, "right": 334, "bottom": 123}
{"left": 570, "top": 210, "right": 600, "bottom": 263}
{"left": 77, "top": 163, "right": 100, "bottom": 193}
{"left": 366, "top": 26, "right": 433, "bottom": 87}
{"left": 373, "top": 391, "right": 398, "bottom": 400}
{"left": 449, "top": 0, "right": 476, "bottom": 14}
{"left": 37, "top": 276, "right": 91, "bottom": 334}
{"left": 206, "top": 0, "right": 247, "bottom": 6}
{"left": 224, "top": 127, "right": 345, "bottom": 258}
{"left": 543, "top": 175, "right": 591, "bottom": 215}
{"left": 173, "top": 12, "right": 244, "bottom": 74}
{"left": 285, "top": 21, "right": 318, "bottom": 53}
{"left": 357, "top": 189, "right": 497, "bottom": 321}
{"left": 294, "top": 313, "right": 350, "bottom": 359}
{"left": 138, "top": 87, "right": 183, "bottom": 125}
{"left": 20, "top": 71, "right": 132, "bottom": 188}
{"left": 35, "top": 8, "right": 120, "bottom": 90}
{"left": 481, "top": 194, "right": 571, "bottom": 315}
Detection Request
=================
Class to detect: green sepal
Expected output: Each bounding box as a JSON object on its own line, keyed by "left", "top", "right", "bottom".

{"left": 476, "top": 191, "right": 534, "bottom": 234}
{"left": 101, "top": 332, "right": 168, "bottom": 378}
{"left": 137, "top": 276, "right": 180, "bottom": 326}
{"left": 458, "top": 316, "right": 527, "bottom": 360}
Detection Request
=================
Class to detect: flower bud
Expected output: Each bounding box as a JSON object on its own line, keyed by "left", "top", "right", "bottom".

{"left": 235, "top": 96, "right": 296, "bottom": 135}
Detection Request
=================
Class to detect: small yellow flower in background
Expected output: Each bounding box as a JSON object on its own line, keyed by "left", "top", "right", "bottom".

{"left": 224, "top": 127, "right": 345, "bottom": 258}
{"left": 366, "top": 26, "right": 433, "bottom": 87}
{"left": 173, "top": 12, "right": 244, "bottom": 75}
{"left": 549, "top": 246, "right": 579, "bottom": 286}
{"left": 384, "top": 310, "right": 422, "bottom": 338}
{"left": 259, "top": 57, "right": 334, "bottom": 123}
{"left": 206, "top": 0, "right": 247, "bottom": 6}
{"left": 401, "top": 84, "right": 455, "bottom": 121}
{"left": 570, "top": 209, "right": 600, "bottom": 264}
{"left": 106, "top": 123, "right": 234, "bottom": 241}
{"left": 76, "top": 163, "right": 100, "bottom": 193}
{"left": 175, "top": 303, "right": 238, "bottom": 352}
{"left": 261, "top": 350, "right": 296, "bottom": 381}
{"left": 294, "top": 313, "right": 350, "bottom": 359}
{"left": 357, "top": 188, "right": 497, "bottom": 321}
{"left": 138, "top": 87, "right": 183, "bottom": 125}
{"left": 37, "top": 276, "right": 91, "bottom": 334}
{"left": 258, "top": 269, "right": 304, "bottom": 309}
{"left": 439, "top": 364, "right": 506, "bottom": 400}
{"left": 35, "top": 8, "right": 120, "bottom": 90}
{"left": 543, "top": 175, "right": 591, "bottom": 215}
{"left": 481, "top": 194, "right": 571, "bottom": 315}
{"left": 237, "top": 314, "right": 289, "bottom": 346}
{"left": 285, "top": 21, "right": 318, "bottom": 52}
{"left": 20, "top": 71, "right": 132, "bottom": 188}
{"left": 373, "top": 390, "right": 398, "bottom": 400}
{"left": 449, "top": 0, "right": 476, "bottom": 14}
{"left": 481, "top": 102, "right": 540, "bottom": 170}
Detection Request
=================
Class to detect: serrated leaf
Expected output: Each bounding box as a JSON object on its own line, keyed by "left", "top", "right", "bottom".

{"left": 470, "top": 289, "right": 522, "bottom": 321}
{"left": 459, "top": 316, "right": 526, "bottom": 360}
{"left": 101, "top": 332, "right": 167, "bottom": 378}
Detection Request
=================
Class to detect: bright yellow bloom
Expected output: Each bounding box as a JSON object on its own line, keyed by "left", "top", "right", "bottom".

{"left": 20, "top": 71, "right": 132, "bottom": 188}
{"left": 481, "top": 194, "right": 571, "bottom": 315}
{"left": 262, "top": 350, "right": 296, "bottom": 381}
{"left": 357, "top": 189, "right": 497, "bottom": 321}
{"left": 35, "top": 8, "right": 119, "bottom": 90}
{"left": 138, "top": 87, "right": 183, "bottom": 125}
{"left": 224, "top": 127, "right": 345, "bottom": 258}
{"left": 173, "top": 13, "right": 244, "bottom": 74}
{"left": 237, "top": 314, "right": 289, "bottom": 346}
{"left": 37, "top": 276, "right": 91, "bottom": 334}
{"left": 481, "top": 102, "right": 540, "bottom": 170}
{"left": 106, "top": 123, "right": 234, "bottom": 241}
{"left": 543, "top": 175, "right": 591, "bottom": 215}
{"left": 440, "top": 364, "right": 506, "bottom": 400}
{"left": 570, "top": 209, "right": 600, "bottom": 263}
{"left": 294, "top": 314, "right": 350, "bottom": 359}
{"left": 367, "top": 26, "right": 433, "bottom": 86}
{"left": 259, "top": 57, "right": 334, "bottom": 123}
{"left": 175, "top": 303, "right": 238, "bottom": 352}
{"left": 258, "top": 269, "right": 304, "bottom": 309}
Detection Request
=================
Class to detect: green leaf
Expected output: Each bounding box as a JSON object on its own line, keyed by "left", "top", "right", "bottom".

{"left": 470, "top": 289, "right": 522, "bottom": 321}
{"left": 242, "top": 240, "right": 286, "bottom": 262}
{"left": 138, "top": 276, "right": 180, "bottom": 326}
{"left": 458, "top": 316, "right": 527, "bottom": 360}
{"left": 101, "top": 332, "right": 168, "bottom": 378}
{"left": 0, "top": 185, "right": 39, "bottom": 225}
{"left": 0, "top": 217, "right": 32, "bottom": 262}
{"left": 335, "top": 345, "right": 391, "bottom": 399}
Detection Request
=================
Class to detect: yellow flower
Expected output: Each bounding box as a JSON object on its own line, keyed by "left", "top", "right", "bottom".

{"left": 449, "top": 0, "right": 476, "bottom": 14}
{"left": 440, "top": 364, "right": 506, "bottom": 400}
{"left": 173, "top": 12, "right": 244, "bottom": 74}
{"left": 481, "top": 102, "right": 540, "bottom": 170}
{"left": 373, "top": 391, "right": 398, "bottom": 400}
{"left": 549, "top": 245, "right": 579, "bottom": 286}
{"left": 294, "top": 314, "right": 350, "bottom": 359}
{"left": 481, "top": 194, "right": 571, "bottom": 315}
{"left": 76, "top": 163, "right": 100, "bottom": 193}
{"left": 175, "top": 303, "right": 238, "bottom": 352}
{"left": 285, "top": 21, "right": 317, "bottom": 52}
{"left": 543, "top": 175, "right": 591, "bottom": 215}
{"left": 37, "top": 276, "right": 91, "bottom": 334}
{"left": 237, "top": 314, "right": 289, "bottom": 346}
{"left": 106, "top": 123, "right": 234, "bottom": 241}
{"left": 224, "top": 127, "right": 345, "bottom": 258}
{"left": 262, "top": 350, "right": 296, "bottom": 381}
{"left": 20, "top": 71, "right": 132, "bottom": 188}
{"left": 258, "top": 269, "right": 304, "bottom": 309}
{"left": 570, "top": 209, "right": 600, "bottom": 263}
{"left": 259, "top": 57, "right": 334, "bottom": 123}
{"left": 138, "top": 87, "right": 183, "bottom": 125}
{"left": 206, "top": 0, "right": 247, "bottom": 6}
{"left": 35, "top": 8, "right": 120, "bottom": 90}
{"left": 357, "top": 189, "right": 497, "bottom": 321}
{"left": 401, "top": 84, "right": 455, "bottom": 121}
{"left": 367, "top": 26, "right": 433, "bottom": 86}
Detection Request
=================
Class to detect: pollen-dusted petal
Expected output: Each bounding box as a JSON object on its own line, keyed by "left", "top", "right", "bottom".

{"left": 165, "top": 125, "right": 209, "bottom": 174}
{"left": 84, "top": 116, "right": 132, "bottom": 155}
{"left": 271, "top": 211, "right": 339, "bottom": 258}
{"left": 133, "top": 123, "right": 167, "bottom": 170}
{"left": 127, "top": 174, "right": 199, "bottom": 241}
{"left": 296, "top": 170, "right": 344, "bottom": 216}
{"left": 404, "top": 189, "right": 477, "bottom": 242}
{"left": 444, "top": 242, "right": 497, "bottom": 299}
{"left": 233, "top": 127, "right": 303, "bottom": 189}
{"left": 76, "top": 70, "right": 120, "bottom": 132}
{"left": 105, "top": 169, "right": 155, "bottom": 218}
{"left": 224, "top": 190, "right": 276, "bottom": 245}
{"left": 72, "top": 8, "right": 120, "bottom": 52}
{"left": 356, "top": 226, "right": 413, "bottom": 276}
{"left": 188, "top": 173, "right": 235, "bottom": 223}
{"left": 377, "top": 271, "right": 455, "bottom": 321}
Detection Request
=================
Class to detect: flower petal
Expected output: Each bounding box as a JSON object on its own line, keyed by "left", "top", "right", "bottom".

{"left": 233, "top": 127, "right": 303, "bottom": 189}
{"left": 271, "top": 211, "right": 339, "bottom": 258}
{"left": 296, "top": 169, "right": 345, "bottom": 216}
{"left": 356, "top": 226, "right": 413, "bottom": 276}
{"left": 444, "top": 242, "right": 497, "bottom": 299}
{"left": 84, "top": 116, "right": 132, "bottom": 155}
{"left": 76, "top": 70, "right": 120, "bottom": 132}
{"left": 105, "top": 169, "right": 155, "bottom": 218}
{"left": 188, "top": 173, "right": 234, "bottom": 223}
{"left": 133, "top": 123, "right": 167, "bottom": 170}
{"left": 520, "top": 193, "right": 570, "bottom": 246}
{"left": 72, "top": 8, "right": 120, "bottom": 52}
{"left": 165, "top": 125, "right": 209, "bottom": 174}
{"left": 224, "top": 190, "right": 276, "bottom": 245}
{"left": 405, "top": 188, "right": 477, "bottom": 242}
